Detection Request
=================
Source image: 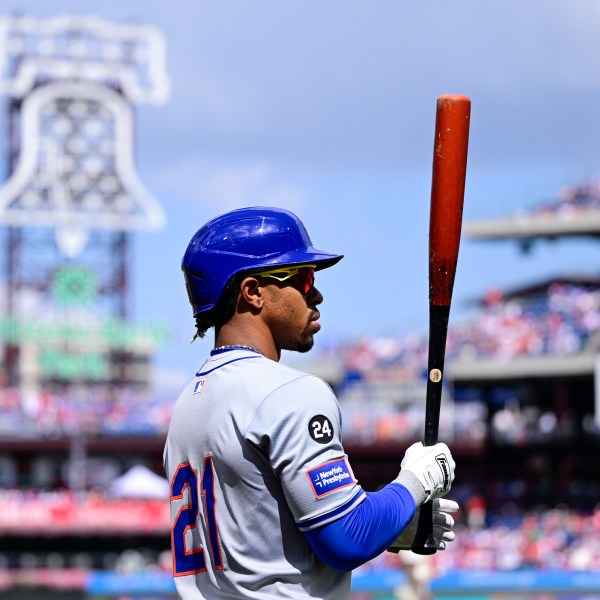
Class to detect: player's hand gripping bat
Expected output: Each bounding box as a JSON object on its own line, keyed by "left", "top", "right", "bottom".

{"left": 410, "top": 94, "right": 470, "bottom": 555}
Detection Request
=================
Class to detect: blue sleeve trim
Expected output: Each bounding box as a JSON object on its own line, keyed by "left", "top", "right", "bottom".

{"left": 303, "top": 483, "right": 416, "bottom": 572}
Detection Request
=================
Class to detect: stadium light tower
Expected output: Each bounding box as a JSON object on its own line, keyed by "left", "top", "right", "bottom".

{"left": 0, "top": 14, "right": 170, "bottom": 394}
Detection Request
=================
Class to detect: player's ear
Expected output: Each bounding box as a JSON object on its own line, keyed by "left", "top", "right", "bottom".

{"left": 239, "top": 276, "right": 264, "bottom": 311}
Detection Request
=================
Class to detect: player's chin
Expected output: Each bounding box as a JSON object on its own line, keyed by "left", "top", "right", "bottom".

{"left": 295, "top": 333, "right": 315, "bottom": 353}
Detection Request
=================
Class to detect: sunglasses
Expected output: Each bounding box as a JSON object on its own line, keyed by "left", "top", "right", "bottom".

{"left": 257, "top": 264, "right": 316, "bottom": 294}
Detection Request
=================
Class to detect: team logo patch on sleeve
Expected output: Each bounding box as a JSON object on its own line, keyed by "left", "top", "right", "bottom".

{"left": 307, "top": 458, "right": 354, "bottom": 498}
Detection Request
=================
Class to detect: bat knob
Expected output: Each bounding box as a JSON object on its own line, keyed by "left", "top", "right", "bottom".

{"left": 410, "top": 537, "right": 438, "bottom": 556}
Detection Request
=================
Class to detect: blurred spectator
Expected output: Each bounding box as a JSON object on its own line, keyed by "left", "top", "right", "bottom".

{"left": 533, "top": 178, "right": 600, "bottom": 215}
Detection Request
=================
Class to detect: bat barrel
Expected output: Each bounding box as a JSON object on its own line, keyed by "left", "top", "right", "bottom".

{"left": 429, "top": 95, "right": 470, "bottom": 308}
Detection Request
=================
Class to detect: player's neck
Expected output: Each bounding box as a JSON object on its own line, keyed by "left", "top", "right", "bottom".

{"left": 215, "top": 321, "right": 280, "bottom": 362}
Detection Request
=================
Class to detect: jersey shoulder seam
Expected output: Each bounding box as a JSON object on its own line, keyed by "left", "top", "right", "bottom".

{"left": 243, "top": 372, "right": 329, "bottom": 440}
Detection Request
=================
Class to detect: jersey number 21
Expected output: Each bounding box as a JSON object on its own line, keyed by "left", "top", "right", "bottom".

{"left": 170, "top": 456, "right": 223, "bottom": 576}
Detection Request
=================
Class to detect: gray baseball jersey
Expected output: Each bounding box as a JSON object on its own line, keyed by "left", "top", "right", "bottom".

{"left": 163, "top": 348, "right": 365, "bottom": 599}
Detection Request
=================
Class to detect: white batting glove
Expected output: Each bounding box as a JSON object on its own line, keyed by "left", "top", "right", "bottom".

{"left": 388, "top": 498, "right": 459, "bottom": 553}
{"left": 394, "top": 441, "right": 455, "bottom": 504}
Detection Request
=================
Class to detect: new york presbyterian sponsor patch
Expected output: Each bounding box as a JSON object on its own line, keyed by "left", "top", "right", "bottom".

{"left": 307, "top": 458, "right": 354, "bottom": 498}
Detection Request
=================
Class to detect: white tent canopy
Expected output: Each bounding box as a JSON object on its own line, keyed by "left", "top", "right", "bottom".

{"left": 107, "top": 464, "right": 170, "bottom": 499}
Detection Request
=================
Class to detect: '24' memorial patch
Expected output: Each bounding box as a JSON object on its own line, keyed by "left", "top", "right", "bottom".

{"left": 307, "top": 458, "right": 354, "bottom": 498}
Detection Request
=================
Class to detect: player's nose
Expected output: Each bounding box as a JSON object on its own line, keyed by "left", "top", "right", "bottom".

{"left": 308, "top": 285, "right": 323, "bottom": 307}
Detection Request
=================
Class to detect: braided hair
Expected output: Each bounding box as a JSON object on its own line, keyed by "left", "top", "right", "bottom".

{"left": 191, "top": 275, "right": 243, "bottom": 342}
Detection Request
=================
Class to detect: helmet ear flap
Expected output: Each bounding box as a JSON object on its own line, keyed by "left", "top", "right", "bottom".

{"left": 182, "top": 270, "right": 207, "bottom": 316}
{"left": 183, "top": 277, "right": 195, "bottom": 309}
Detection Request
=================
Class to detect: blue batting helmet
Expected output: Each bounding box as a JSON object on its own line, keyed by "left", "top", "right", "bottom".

{"left": 182, "top": 206, "right": 343, "bottom": 317}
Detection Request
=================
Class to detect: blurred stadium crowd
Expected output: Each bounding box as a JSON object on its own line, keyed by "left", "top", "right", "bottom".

{"left": 1, "top": 491, "right": 599, "bottom": 577}
{"left": 0, "top": 386, "right": 172, "bottom": 438}
{"left": 335, "top": 280, "right": 600, "bottom": 385}
{"left": 364, "top": 506, "right": 600, "bottom": 575}
{"left": 531, "top": 178, "right": 600, "bottom": 216}
{"left": 1, "top": 280, "right": 599, "bottom": 441}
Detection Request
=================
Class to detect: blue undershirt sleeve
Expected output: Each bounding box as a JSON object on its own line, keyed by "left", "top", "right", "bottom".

{"left": 303, "top": 482, "right": 416, "bottom": 572}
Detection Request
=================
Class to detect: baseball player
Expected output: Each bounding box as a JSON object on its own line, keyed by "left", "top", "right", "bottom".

{"left": 164, "top": 207, "right": 459, "bottom": 599}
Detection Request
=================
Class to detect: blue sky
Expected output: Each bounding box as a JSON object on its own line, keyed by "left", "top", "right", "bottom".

{"left": 3, "top": 1, "right": 600, "bottom": 392}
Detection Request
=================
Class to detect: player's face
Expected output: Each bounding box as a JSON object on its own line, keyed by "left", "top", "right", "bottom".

{"left": 260, "top": 278, "right": 323, "bottom": 353}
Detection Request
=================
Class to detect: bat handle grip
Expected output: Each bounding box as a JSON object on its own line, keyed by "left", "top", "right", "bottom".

{"left": 411, "top": 501, "right": 437, "bottom": 554}
{"left": 410, "top": 304, "right": 450, "bottom": 555}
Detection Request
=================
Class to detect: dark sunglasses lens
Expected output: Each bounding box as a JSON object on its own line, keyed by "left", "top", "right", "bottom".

{"left": 293, "top": 268, "right": 314, "bottom": 293}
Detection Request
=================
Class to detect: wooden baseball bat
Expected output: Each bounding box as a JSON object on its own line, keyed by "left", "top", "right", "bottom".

{"left": 411, "top": 94, "right": 470, "bottom": 555}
